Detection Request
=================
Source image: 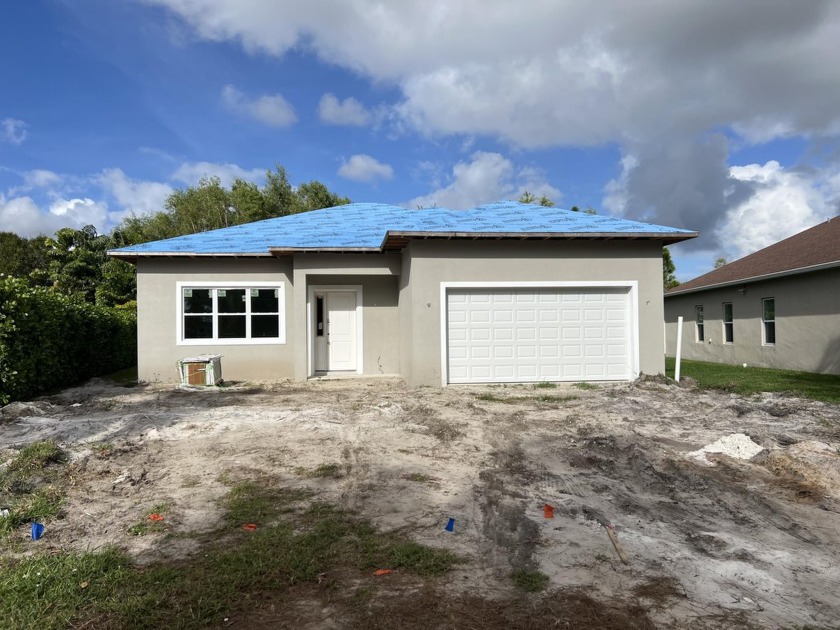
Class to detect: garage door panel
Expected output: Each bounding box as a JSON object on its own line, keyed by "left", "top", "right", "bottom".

{"left": 447, "top": 287, "right": 632, "bottom": 384}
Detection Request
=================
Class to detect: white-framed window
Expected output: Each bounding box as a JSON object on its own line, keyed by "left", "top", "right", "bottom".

{"left": 722, "top": 302, "right": 734, "bottom": 343}
{"left": 762, "top": 297, "right": 775, "bottom": 345}
{"left": 176, "top": 281, "right": 285, "bottom": 345}
{"left": 695, "top": 305, "right": 704, "bottom": 342}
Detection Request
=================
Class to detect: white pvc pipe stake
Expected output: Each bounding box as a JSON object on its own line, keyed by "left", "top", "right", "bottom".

{"left": 675, "top": 316, "right": 683, "bottom": 382}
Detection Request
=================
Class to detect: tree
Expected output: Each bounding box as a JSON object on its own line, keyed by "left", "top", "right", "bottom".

{"left": 44, "top": 226, "right": 111, "bottom": 303}
{"left": 663, "top": 247, "right": 679, "bottom": 289}
{"left": 518, "top": 191, "right": 555, "bottom": 207}
{"left": 714, "top": 257, "right": 727, "bottom": 269}
{"left": 0, "top": 232, "right": 48, "bottom": 281}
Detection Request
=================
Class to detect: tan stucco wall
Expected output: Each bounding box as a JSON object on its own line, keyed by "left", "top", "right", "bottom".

{"left": 290, "top": 254, "right": 401, "bottom": 380}
{"left": 664, "top": 267, "right": 840, "bottom": 374}
{"left": 400, "top": 240, "right": 667, "bottom": 386}
{"left": 302, "top": 273, "right": 400, "bottom": 376}
{"left": 135, "top": 258, "right": 294, "bottom": 383}
{"left": 135, "top": 243, "right": 668, "bottom": 386}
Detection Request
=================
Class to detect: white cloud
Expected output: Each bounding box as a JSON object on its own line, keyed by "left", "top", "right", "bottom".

{"left": 220, "top": 84, "right": 297, "bottom": 127}
{"left": 144, "top": 1, "right": 840, "bottom": 148}
{"left": 338, "top": 154, "right": 393, "bottom": 183}
{"left": 717, "top": 161, "right": 840, "bottom": 260}
{"left": 170, "top": 161, "right": 265, "bottom": 187}
{"left": 8, "top": 169, "right": 64, "bottom": 195}
{"left": 408, "top": 152, "right": 561, "bottom": 209}
{"left": 0, "top": 194, "right": 113, "bottom": 238}
{"left": 1, "top": 118, "right": 28, "bottom": 144}
{"left": 0, "top": 195, "right": 52, "bottom": 236}
{"left": 95, "top": 168, "right": 173, "bottom": 218}
{"left": 319, "top": 93, "right": 372, "bottom": 126}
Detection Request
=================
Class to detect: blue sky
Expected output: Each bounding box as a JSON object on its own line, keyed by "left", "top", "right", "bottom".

{"left": 2, "top": 1, "right": 839, "bottom": 280}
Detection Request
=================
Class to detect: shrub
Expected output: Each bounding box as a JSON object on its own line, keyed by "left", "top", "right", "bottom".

{"left": 0, "top": 275, "right": 136, "bottom": 403}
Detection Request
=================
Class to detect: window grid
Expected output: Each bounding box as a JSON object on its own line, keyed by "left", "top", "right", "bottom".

{"left": 179, "top": 283, "right": 284, "bottom": 345}
{"left": 695, "top": 305, "right": 704, "bottom": 342}
{"left": 722, "top": 302, "right": 734, "bottom": 344}
{"left": 762, "top": 297, "right": 775, "bottom": 345}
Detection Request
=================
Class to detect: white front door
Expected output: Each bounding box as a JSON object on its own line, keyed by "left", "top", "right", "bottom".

{"left": 325, "top": 291, "right": 357, "bottom": 371}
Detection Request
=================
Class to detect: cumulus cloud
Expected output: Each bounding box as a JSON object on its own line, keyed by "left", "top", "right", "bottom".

{"left": 95, "top": 168, "right": 173, "bottom": 218}
{"left": 0, "top": 193, "right": 112, "bottom": 237}
{"left": 1, "top": 118, "right": 28, "bottom": 144}
{"left": 144, "top": 1, "right": 840, "bottom": 147}
{"left": 319, "top": 93, "right": 372, "bottom": 126}
{"left": 408, "top": 152, "right": 561, "bottom": 209}
{"left": 717, "top": 161, "right": 840, "bottom": 260}
{"left": 221, "top": 84, "right": 297, "bottom": 127}
{"left": 170, "top": 161, "right": 265, "bottom": 187}
{"left": 338, "top": 154, "right": 393, "bottom": 183}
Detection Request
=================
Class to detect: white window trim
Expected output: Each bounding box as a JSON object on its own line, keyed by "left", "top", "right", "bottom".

{"left": 306, "top": 285, "right": 364, "bottom": 376}
{"left": 438, "top": 281, "right": 639, "bottom": 386}
{"left": 762, "top": 297, "right": 776, "bottom": 346}
{"left": 176, "top": 281, "right": 286, "bottom": 346}
{"left": 695, "top": 305, "right": 704, "bottom": 343}
{"left": 722, "top": 302, "right": 734, "bottom": 344}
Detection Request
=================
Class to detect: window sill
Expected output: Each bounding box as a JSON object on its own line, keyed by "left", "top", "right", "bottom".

{"left": 177, "top": 338, "right": 286, "bottom": 346}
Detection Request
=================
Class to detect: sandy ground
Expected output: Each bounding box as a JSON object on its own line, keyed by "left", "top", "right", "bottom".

{"left": 2, "top": 376, "right": 840, "bottom": 629}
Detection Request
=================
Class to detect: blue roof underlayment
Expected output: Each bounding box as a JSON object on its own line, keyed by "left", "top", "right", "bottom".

{"left": 111, "top": 201, "right": 696, "bottom": 255}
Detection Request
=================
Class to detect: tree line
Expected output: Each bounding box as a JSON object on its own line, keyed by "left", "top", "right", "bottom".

{"left": 0, "top": 166, "right": 350, "bottom": 307}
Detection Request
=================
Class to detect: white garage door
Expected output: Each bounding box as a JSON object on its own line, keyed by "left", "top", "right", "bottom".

{"left": 446, "top": 287, "right": 632, "bottom": 384}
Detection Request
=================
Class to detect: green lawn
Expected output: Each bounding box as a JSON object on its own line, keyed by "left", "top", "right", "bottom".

{"left": 665, "top": 357, "right": 840, "bottom": 404}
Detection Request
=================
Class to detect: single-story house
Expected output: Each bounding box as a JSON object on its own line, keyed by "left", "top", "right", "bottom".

{"left": 664, "top": 216, "right": 840, "bottom": 375}
{"left": 109, "top": 201, "right": 696, "bottom": 386}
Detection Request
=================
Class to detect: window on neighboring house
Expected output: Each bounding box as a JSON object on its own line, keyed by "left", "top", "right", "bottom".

{"left": 179, "top": 283, "right": 285, "bottom": 344}
{"left": 762, "top": 298, "right": 775, "bottom": 345}
{"left": 695, "top": 305, "right": 704, "bottom": 342}
{"left": 723, "top": 302, "right": 734, "bottom": 343}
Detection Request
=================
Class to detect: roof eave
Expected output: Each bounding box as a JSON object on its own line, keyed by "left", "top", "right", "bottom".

{"left": 384, "top": 230, "right": 698, "bottom": 245}
{"left": 268, "top": 247, "right": 382, "bottom": 255}
{"left": 107, "top": 250, "right": 273, "bottom": 260}
{"left": 665, "top": 259, "right": 840, "bottom": 297}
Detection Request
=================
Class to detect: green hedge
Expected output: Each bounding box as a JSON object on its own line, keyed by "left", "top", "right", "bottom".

{"left": 0, "top": 275, "right": 137, "bottom": 404}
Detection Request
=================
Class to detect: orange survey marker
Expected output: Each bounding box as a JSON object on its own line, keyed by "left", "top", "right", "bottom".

{"left": 241, "top": 523, "right": 257, "bottom": 532}
{"left": 543, "top": 504, "right": 555, "bottom": 519}
{"left": 373, "top": 569, "right": 393, "bottom": 576}
{"left": 148, "top": 513, "right": 165, "bottom": 522}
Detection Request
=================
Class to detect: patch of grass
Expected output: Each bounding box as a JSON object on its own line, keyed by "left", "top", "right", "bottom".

{"left": 127, "top": 503, "right": 172, "bottom": 536}
{"left": 666, "top": 357, "right": 840, "bottom": 403}
{"left": 573, "top": 382, "right": 599, "bottom": 390}
{"left": 401, "top": 473, "right": 439, "bottom": 485}
{"left": 3, "top": 441, "right": 65, "bottom": 477}
{"left": 294, "top": 463, "right": 344, "bottom": 479}
{"left": 511, "top": 568, "right": 550, "bottom": 592}
{"left": 0, "top": 441, "right": 67, "bottom": 538}
{"left": 533, "top": 381, "right": 557, "bottom": 389}
{"left": 534, "top": 394, "right": 578, "bottom": 403}
{"left": 476, "top": 392, "right": 578, "bottom": 404}
{"left": 223, "top": 481, "right": 312, "bottom": 526}
{"left": 0, "top": 481, "right": 459, "bottom": 629}
{"left": 389, "top": 541, "right": 457, "bottom": 577}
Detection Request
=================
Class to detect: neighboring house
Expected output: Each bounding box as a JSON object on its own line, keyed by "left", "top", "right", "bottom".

{"left": 664, "top": 217, "right": 840, "bottom": 375}
{"left": 109, "top": 201, "right": 696, "bottom": 386}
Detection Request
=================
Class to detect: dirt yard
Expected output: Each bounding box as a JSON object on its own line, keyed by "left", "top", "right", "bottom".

{"left": 2, "top": 376, "right": 840, "bottom": 629}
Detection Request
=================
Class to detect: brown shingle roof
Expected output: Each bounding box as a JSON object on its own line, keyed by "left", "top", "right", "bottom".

{"left": 666, "top": 216, "right": 840, "bottom": 296}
